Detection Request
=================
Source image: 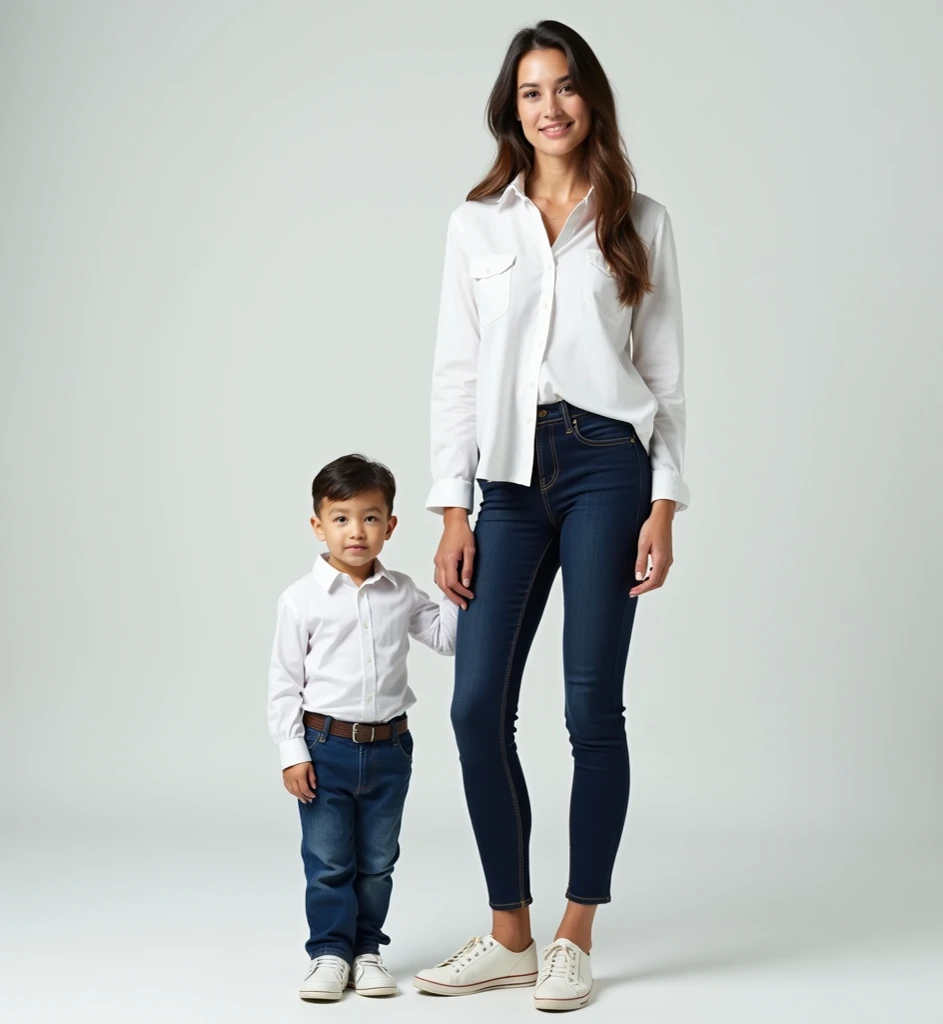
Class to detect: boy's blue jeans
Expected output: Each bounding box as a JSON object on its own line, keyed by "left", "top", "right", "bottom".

{"left": 452, "top": 400, "right": 652, "bottom": 909}
{"left": 298, "top": 715, "right": 412, "bottom": 962}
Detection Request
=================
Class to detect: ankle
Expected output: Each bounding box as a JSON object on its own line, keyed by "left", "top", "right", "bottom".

{"left": 492, "top": 927, "right": 533, "bottom": 953}
{"left": 491, "top": 908, "right": 532, "bottom": 953}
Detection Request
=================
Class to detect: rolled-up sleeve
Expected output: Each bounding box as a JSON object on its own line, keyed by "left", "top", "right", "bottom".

{"left": 427, "top": 210, "right": 480, "bottom": 515}
{"left": 631, "top": 207, "right": 690, "bottom": 511}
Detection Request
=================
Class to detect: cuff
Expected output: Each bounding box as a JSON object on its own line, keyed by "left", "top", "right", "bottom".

{"left": 425, "top": 478, "right": 474, "bottom": 515}
{"left": 279, "top": 737, "right": 312, "bottom": 770}
{"left": 651, "top": 470, "right": 690, "bottom": 512}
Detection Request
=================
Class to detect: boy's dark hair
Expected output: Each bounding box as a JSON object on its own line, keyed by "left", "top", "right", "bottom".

{"left": 311, "top": 454, "right": 396, "bottom": 516}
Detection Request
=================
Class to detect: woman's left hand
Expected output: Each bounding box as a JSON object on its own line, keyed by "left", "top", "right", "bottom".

{"left": 629, "top": 500, "right": 676, "bottom": 597}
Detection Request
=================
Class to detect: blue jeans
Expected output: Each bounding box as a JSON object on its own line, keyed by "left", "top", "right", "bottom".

{"left": 452, "top": 400, "right": 652, "bottom": 908}
{"left": 297, "top": 716, "right": 413, "bottom": 962}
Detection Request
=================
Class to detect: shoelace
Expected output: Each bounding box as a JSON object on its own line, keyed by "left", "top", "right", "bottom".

{"left": 539, "top": 942, "right": 578, "bottom": 983}
{"left": 436, "top": 935, "right": 495, "bottom": 972}
{"left": 306, "top": 955, "right": 348, "bottom": 981}
{"left": 355, "top": 954, "right": 386, "bottom": 974}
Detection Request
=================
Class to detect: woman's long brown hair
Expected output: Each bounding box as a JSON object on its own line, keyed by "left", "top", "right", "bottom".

{"left": 468, "top": 20, "right": 652, "bottom": 307}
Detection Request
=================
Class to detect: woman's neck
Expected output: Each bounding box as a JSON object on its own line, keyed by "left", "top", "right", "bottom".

{"left": 526, "top": 153, "right": 589, "bottom": 204}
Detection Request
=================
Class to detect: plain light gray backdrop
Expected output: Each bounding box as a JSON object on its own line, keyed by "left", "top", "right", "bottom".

{"left": 1, "top": 1, "right": 941, "bottom": 1021}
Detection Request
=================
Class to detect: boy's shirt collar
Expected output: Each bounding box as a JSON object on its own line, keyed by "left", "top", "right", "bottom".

{"left": 312, "top": 552, "right": 397, "bottom": 591}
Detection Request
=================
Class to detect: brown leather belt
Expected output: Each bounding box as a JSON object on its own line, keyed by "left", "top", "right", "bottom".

{"left": 302, "top": 711, "right": 408, "bottom": 744}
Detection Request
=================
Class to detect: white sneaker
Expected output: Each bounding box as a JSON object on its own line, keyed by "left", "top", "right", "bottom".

{"left": 413, "top": 934, "right": 538, "bottom": 996}
{"left": 533, "top": 939, "right": 592, "bottom": 1011}
{"left": 298, "top": 955, "right": 350, "bottom": 1001}
{"left": 350, "top": 953, "right": 397, "bottom": 997}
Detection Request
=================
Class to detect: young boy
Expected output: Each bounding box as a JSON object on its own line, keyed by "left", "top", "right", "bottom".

{"left": 268, "top": 454, "right": 458, "bottom": 1001}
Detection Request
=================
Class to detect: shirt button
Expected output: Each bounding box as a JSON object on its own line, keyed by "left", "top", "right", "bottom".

{"left": 367, "top": 656, "right": 373, "bottom": 664}
{"left": 525, "top": 415, "right": 533, "bottom": 424}
{"left": 366, "top": 694, "right": 374, "bottom": 703}
{"left": 528, "top": 380, "right": 535, "bottom": 388}
{"left": 363, "top": 621, "right": 369, "bottom": 628}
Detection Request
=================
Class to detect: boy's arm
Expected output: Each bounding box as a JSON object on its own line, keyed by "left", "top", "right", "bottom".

{"left": 407, "top": 578, "right": 459, "bottom": 655}
{"left": 268, "top": 594, "right": 312, "bottom": 769}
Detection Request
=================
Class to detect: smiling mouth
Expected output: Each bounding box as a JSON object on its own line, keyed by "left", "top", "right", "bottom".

{"left": 540, "top": 121, "right": 574, "bottom": 134}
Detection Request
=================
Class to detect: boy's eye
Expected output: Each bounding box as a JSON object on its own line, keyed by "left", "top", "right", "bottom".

{"left": 333, "top": 517, "right": 346, "bottom": 524}
{"left": 365, "top": 516, "right": 378, "bottom": 523}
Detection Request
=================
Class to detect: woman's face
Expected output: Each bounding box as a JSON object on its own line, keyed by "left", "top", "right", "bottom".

{"left": 515, "top": 48, "right": 591, "bottom": 158}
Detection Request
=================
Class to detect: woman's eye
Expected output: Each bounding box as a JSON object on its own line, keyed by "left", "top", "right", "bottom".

{"left": 524, "top": 90, "right": 538, "bottom": 99}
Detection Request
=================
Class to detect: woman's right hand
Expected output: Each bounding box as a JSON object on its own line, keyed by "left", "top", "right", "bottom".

{"left": 434, "top": 507, "right": 476, "bottom": 609}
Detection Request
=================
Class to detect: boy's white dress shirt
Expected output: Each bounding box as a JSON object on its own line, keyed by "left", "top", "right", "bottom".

{"left": 268, "top": 554, "right": 458, "bottom": 769}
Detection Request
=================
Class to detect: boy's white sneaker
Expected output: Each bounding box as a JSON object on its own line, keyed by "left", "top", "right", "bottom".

{"left": 413, "top": 934, "right": 538, "bottom": 995}
{"left": 533, "top": 939, "right": 593, "bottom": 1012}
{"left": 298, "top": 955, "right": 350, "bottom": 1001}
{"left": 350, "top": 953, "right": 397, "bottom": 996}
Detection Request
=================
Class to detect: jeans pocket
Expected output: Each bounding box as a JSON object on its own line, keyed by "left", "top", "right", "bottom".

{"left": 395, "top": 729, "right": 414, "bottom": 764}
{"left": 571, "top": 412, "right": 636, "bottom": 447}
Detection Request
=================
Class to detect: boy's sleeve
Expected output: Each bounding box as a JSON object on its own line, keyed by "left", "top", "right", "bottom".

{"left": 407, "top": 578, "right": 459, "bottom": 655}
{"left": 267, "top": 593, "right": 312, "bottom": 769}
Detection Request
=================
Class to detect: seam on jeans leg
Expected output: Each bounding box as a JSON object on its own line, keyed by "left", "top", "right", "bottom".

{"left": 499, "top": 535, "right": 556, "bottom": 906}
{"left": 538, "top": 432, "right": 559, "bottom": 527}
{"left": 542, "top": 425, "right": 559, "bottom": 491}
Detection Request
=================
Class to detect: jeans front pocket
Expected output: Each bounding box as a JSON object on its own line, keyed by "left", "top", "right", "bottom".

{"left": 571, "top": 411, "right": 636, "bottom": 447}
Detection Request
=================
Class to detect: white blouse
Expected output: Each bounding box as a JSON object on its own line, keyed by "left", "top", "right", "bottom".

{"left": 427, "top": 170, "right": 689, "bottom": 514}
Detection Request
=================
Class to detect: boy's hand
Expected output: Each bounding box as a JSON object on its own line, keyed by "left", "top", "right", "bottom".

{"left": 283, "top": 761, "right": 317, "bottom": 803}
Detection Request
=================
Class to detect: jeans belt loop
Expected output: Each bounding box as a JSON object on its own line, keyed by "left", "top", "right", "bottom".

{"left": 319, "top": 714, "right": 334, "bottom": 744}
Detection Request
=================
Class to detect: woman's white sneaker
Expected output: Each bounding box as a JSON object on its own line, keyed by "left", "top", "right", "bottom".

{"left": 533, "top": 939, "right": 592, "bottom": 1012}
{"left": 298, "top": 955, "right": 350, "bottom": 1001}
{"left": 413, "top": 934, "right": 538, "bottom": 995}
{"left": 350, "top": 953, "right": 397, "bottom": 996}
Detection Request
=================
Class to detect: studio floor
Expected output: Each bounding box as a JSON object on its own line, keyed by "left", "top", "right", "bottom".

{"left": 3, "top": 826, "right": 941, "bottom": 1023}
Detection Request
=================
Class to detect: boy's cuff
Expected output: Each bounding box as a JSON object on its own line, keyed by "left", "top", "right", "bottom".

{"left": 279, "top": 738, "right": 312, "bottom": 770}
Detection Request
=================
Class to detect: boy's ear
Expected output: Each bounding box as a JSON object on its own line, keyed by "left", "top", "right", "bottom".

{"left": 310, "top": 515, "right": 325, "bottom": 540}
{"left": 385, "top": 515, "right": 398, "bottom": 540}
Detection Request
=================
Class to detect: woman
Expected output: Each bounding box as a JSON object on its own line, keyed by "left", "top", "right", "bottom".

{"left": 413, "top": 20, "right": 689, "bottom": 1012}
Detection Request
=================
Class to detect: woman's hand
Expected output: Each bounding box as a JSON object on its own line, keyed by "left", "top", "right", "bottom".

{"left": 434, "top": 507, "right": 476, "bottom": 609}
{"left": 630, "top": 499, "right": 676, "bottom": 597}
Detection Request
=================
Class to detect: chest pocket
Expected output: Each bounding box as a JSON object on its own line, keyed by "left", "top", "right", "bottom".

{"left": 469, "top": 253, "right": 516, "bottom": 327}
{"left": 583, "top": 249, "right": 625, "bottom": 323}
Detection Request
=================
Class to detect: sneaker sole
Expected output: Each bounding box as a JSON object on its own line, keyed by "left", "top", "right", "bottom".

{"left": 534, "top": 986, "right": 593, "bottom": 1012}
{"left": 413, "top": 972, "right": 538, "bottom": 996}
{"left": 298, "top": 990, "right": 343, "bottom": 1001}
{"left": 353, "top": 985, "right": 398, "bottom": 997}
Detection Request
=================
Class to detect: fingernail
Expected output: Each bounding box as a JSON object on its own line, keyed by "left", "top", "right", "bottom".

{"left": 635, "top": 571, "right": 643, "bottom": 581}
{"left": 462, "top": 578, "right": 471, "bottom": 587}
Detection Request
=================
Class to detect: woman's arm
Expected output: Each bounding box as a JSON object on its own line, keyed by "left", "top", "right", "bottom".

{"left": 428, "top": 210, "right": 480, "bottom": 514}
{"left": 428, "top": 210, "right": 480, "bottom": 606}
{"left": 629, "top": 206, "right": 688, "bottom": 596}
{"left": 630, "top": 206, "right": 689, "bottom": 512}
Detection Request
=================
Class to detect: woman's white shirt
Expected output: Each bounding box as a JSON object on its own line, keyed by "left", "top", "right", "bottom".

{"left": 427, "top": 170, "right": 689, "bottom": 514}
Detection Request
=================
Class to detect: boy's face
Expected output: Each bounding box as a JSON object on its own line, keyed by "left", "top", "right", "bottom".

{"left": 311, "top": 488, "right": 397, "bottom": 570}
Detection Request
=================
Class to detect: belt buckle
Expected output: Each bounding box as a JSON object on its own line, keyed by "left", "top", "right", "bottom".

{"left": 351, "top": 723, "right": 375, "bottom": 744}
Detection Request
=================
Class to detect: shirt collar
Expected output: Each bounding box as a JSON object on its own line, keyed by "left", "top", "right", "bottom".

{"left": 497, "top": 170, "right": 596, "bottom": 210}
{"left": 312, "top": 552, "right": 397, "bottom": 591}
{"left": 497, "top": 170, "right": 527, "bottom": 206}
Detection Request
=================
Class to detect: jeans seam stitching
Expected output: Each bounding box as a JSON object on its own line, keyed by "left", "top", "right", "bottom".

{"left": 499, "top": 535, "right": 556, "bottom": 906}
